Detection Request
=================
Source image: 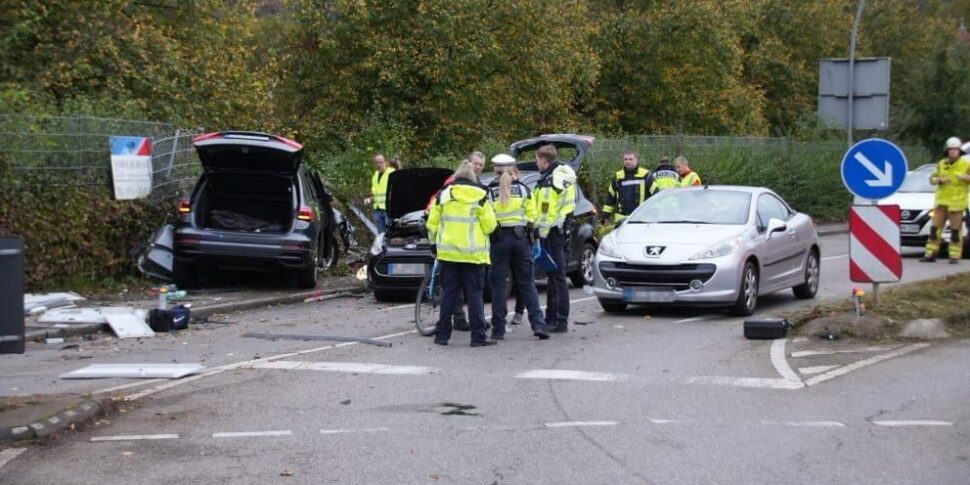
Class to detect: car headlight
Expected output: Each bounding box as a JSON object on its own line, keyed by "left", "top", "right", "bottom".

{"left": 689, "top": 236, "right": 742, "bottom": 260}
{"left": 369, "top": 233, "right": 385, "bottom": 256}
{"left": 597, "top": 234, "right": 623, "bottom": 259}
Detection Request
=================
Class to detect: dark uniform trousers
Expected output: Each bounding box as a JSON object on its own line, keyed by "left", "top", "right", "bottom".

{"left": 435, "top": 261, "right": 488, "bottom": 343}
{"left": 542, "top": 227, "right": 570, "bottom": 330}
{"left": 489, "top": 228, "right": 547, "bottom": 337}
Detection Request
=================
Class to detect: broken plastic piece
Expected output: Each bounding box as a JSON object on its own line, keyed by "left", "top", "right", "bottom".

{"left": 60, "top": 363, "right": 205, "bottom": 379}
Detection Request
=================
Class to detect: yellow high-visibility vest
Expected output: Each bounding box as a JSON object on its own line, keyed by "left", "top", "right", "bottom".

{"left": 531, "top": 163, "right": 577, "bottom": 237}
{"left": 487, "top": 180, "right": 535, "bottom": 227}
{"left": 426, "top": 180, "right": 497, "bottom": 264}
{"left": 932, "top": 157, "right": 970, "bottom": 211}
{"left": 370, "top": 167, "right": 395, "bottom": 210}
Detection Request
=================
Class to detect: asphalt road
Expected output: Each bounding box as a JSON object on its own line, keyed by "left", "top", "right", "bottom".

{"left": 2, "top": 234, "right": 969, "bottom": 484}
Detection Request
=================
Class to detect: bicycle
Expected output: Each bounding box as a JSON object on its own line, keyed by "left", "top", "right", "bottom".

{"left": 414, "top": 259, "right": 441, "bottom": 336}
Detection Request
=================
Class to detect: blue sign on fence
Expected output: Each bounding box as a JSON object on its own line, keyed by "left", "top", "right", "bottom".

{"left": 840, "top": 138, "right": 908, "bottom": 200}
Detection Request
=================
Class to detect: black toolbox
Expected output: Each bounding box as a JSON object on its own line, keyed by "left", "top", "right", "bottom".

{"left": 743, "top": 318, "right": 791, "bottom": 340}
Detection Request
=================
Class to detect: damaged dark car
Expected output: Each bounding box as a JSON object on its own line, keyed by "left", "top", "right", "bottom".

{"left": 163, "top": 131, "right": 349, "bottom": 289}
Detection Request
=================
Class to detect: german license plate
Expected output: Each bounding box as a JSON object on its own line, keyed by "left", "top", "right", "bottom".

{"left": 622, "top": 288, "right": 676, "bottom": 303}
{"left": 900, "top": 223, "right": 920, "bottom": 234}
{"left": 388, "top": 263, "right": 426, "bottom": 275}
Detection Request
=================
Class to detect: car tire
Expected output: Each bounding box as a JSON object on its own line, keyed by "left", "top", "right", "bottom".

{"left": 729, "top": 261, "right": 759, "bottom": 316}
{"left": 569, "top": 242, "right": 597, "bottom": 288}
{"left": 599, "top": 298, "right": 627, "bottom": 313}
{"left": 296, "top": 264, "right": 317, "bottom": 289}
{"left": 792, "top": 250, "right": 820, "bottom": 300}
{"left": 173, "top": 261, "right": 198, "bottom": 289}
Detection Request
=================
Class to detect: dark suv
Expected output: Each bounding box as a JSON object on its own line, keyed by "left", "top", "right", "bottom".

{"left": 367, "top": 134, "right": 600, "bottom": 301}
{"left": 173, "top": 132, "right": 344, "bottom": 288}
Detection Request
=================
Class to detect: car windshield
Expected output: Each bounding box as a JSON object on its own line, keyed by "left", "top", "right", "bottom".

{"left": 898, "top": 168, "right": 935, "bottom": 193}
{"left": 628, "top": 190, "right": 752, "bottom": 225}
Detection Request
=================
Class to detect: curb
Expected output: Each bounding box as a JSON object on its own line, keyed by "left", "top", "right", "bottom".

{"left": 24, "top": 284, "right": 365, "bottom": 343}
{"left": 817, "top": 225, "right": 848, "bottom": 236}
{"left": 0, "top": 400, "right": 104, "bottom": 442}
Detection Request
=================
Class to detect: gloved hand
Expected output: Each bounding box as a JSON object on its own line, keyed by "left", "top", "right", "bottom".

{"left": 531, "top": 240, "right": 542, "bottom": 260}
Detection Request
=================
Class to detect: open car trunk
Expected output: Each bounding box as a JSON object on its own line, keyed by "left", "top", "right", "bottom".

{"left": 195, "top": 172, "right": 295, "bottom": 233}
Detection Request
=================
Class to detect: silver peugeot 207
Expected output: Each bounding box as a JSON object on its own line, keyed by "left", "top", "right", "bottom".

{"left": 592, "top": 186, "right": 820, "bottom": 316}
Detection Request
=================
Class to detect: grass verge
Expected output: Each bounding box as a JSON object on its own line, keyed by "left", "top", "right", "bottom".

{"left": 787, "top": 272, "right": 970, "bottom": 338}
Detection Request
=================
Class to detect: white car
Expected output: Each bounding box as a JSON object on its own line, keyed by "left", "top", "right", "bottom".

{"left": 878, "top": 163, "right": 969, "bottom": 257}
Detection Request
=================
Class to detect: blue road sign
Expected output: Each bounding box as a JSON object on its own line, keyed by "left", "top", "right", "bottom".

{"left": 840, "top": 138, "right": 908, "bottom": 200}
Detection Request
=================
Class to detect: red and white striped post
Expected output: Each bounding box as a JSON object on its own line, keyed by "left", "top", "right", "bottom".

{"left": 849, "top": 204, "right": 902, "bottom": 307}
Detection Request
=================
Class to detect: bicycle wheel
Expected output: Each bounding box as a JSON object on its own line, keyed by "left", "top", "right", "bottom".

{"left": 414, "top": 267, "right": 441, "bottom": 336}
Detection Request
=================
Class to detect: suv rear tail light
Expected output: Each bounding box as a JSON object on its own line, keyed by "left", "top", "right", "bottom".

{"left": 178, "top": 199, "right": 192, "bottom": 214}
{"left": 297, "top": 206, "right": 314, "bottom": 222}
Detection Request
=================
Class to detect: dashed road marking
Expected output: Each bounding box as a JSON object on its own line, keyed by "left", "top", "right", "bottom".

{"left": 320, "top": 427, "right": 389, "bottom": 435}
{"left": 212, "top": 430, "right": 293, "bottom": 438}
{"left": 545, "top": 421, "right": 618, "bottom": 428}
{"left": 516, "top": 369, "right": 628, "bottom": 382}
{"left": 90, "top": 434, "right": 179, "bottom": 442}
{"left": 797, "top": 365, "right": 840, "bottom": 375}
{"left": 249, "top": 361, "right": 436, "bottom": 375}
{"left": 649, "top": 419, "right": 684, "bottom": 424}
{"left": 0, "top": 448, "right": 26, "bottom": 471}
{"left": 761, "top": 420, "right": 846, "bottom": 428}
{"left": 686, "top": 376, "right": 805, "bottom": 390}
{"left": 872, "top": 420, "right": 953, "bottom": 427}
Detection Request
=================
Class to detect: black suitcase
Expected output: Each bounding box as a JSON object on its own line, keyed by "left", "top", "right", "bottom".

{"left": 149, "top": 309, "right": 174, "bottom": 333}
{"left": 743, "top": 318, "right": 790, "bottom": 339}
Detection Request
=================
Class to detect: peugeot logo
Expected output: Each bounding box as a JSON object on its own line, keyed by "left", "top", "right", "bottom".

{"left": 645, "top": 245, "right": 666, "bottom": 257}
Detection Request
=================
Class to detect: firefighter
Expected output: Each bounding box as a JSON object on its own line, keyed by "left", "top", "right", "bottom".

{"left": 531, "top": 144, "right": 576, "bottom": 333}
{"left": 487, "top": 154, "right": 549, "bottom": 340}
{"left": 426, "top": 160, "right": 498, "bottom": 346}
{"left": 920, "top": 136, "right": 970, "bottom": 264}
{"left": 674, "top": 156, "right": 702, "bottom": 187}
{"left": 602, "top": 150, "right": 650, "bottom": 223}
{"left": 364, "top": 154, "right": 395, "bottom": 234}
{"left": 645, "top": 156, "right": 680, "bottom": 196}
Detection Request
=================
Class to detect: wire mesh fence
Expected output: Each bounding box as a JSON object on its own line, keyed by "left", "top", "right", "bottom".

{"left": 0, "top": 114, "right": 201, "bottom": 197}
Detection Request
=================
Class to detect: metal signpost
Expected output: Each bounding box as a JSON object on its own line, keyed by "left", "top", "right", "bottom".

{"left": 841, "top": 139, "right": 909, "bottom": 307}
{"left": 0, "top": 237, "right": 25, "bottom": 354}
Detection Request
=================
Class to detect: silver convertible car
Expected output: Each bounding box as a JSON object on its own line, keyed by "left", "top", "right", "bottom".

{"left": 592, "top": 186, "right": 820, "bottom": 315}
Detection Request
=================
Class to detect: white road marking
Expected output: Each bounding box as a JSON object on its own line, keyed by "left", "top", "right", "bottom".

{"left": 544, "top": 421, "right": 617, "bottom": 428}
{"left": 804, "top": 343, "right": 931, "bottom": 387}
{"left": 249, "top": 360, "right": 435, "bottom": 375}
{"left": 872, "top": 420, "right": 953, "bottom": 427}
{"left": 320, "top": 427, "right": 389, "bottom": 435}
{"left": 90, "top": 434, "right": 179, "bottom": 442}
{"left": 797, "top": 365, "right": 840, "bottom": 375}
{"left": 821, "top": 254, "right": 849, "bottom": 261}
{"left": 212, "top": 430, "right": 293, "bottom": 438}
{"left": 675, "top": 315, "right": 719, "bottom": 323}
{"left": 649, "top": 419, "right": 683, "bottom": 424}
{"left": 791, "top": 346, "right": 897, "bottom": 358}
{"left": 381, "top": 303, "right": 414, "bottom": 312}
{"left": 516, "top": 369, "right": 628, "bottom": 382}
{"left": 0, "top": 448, "right": 26, "bottom": 470}
{"left": 761, "top": 420, "right": 846, "bottom": 428}
{"left": 770, "top": 339, "right": 804, "bottom": 387}
{"left": 686, "top": 376, "right": 805, "bottom": 390}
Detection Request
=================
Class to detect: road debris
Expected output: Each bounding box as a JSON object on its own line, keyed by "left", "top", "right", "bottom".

{"left": 60, "top": 363, "right": 205, "bottom": 380}
{"left": 241, "top": 333, "right": 393, "bottom": 348}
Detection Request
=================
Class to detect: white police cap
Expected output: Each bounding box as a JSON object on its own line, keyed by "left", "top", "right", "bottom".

{"left": 491, "top": 154, "right": 516, "bottom": 167}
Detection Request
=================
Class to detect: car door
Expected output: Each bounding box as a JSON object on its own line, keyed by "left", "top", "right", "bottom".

{"left": 755, "top": 194, "right": 797, "bottom": 290}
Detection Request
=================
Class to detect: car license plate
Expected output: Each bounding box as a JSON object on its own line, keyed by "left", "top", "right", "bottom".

{"left": 388, "top": 263, "right": 426, "bottom": 275}
{"left": 900, "top": 223, "right": 921, "bottom": 234}
{"left": 622, "top": 288, "right": 676, "bottom": 303}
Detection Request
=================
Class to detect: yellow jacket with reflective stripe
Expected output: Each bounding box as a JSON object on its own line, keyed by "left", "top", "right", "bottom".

{"left": 370, "top": 167, "right": 395, "bottom": 210}
{"left": 487, "top": 180, "right": 535, "bottom": 227}
{"left": 604, "top": 167, "right": 650, "bottom": 221}
{"left": 679, "top": 170, "right": 702, "bottom": 187}
{"left": 932, "top": 157, "right": 970, "bottom": 210}
{"left": 426, "top": 180, "right": 497, "bottom": 264}
{"left": 531, "top": 163, "right": 577, "bottom": 237}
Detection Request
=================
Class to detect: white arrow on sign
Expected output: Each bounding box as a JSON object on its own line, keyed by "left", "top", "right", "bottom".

{"left": 853, "top": 152, "right": 893, "bottom": 187}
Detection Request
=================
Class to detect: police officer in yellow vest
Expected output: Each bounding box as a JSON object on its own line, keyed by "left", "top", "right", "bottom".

{"left": 531, "top": 145, "right": 577, "bottom": 333}
{"left": 365, "top": 154, "right": 395, "bottom": 234}
{"left": 487, "top": 154, "right": 550, "bottom": 340}
{"left": 674, "top": 156, "right": 702, "bottom": 187}
{"left": 426, "top": 160, "right": 498, "bottom": 346}
{"left": 602, "top": 150, "right": 650, "bottom": 223}
{"left": 921, "top": 137, "right": 970, "bottom": 264}
{"left": 645, "top": 156, "right": 680, "bottom": 196}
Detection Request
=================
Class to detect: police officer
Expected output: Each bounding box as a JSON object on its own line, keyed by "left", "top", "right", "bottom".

{"left": 921, "top": 136, "right": 970, "bottom": 264}
{"left": 602, "top": 150, "right": 650, "bottom": 223}
{"left": 674, "top": 156, "right": 702, "bottom": 187}
{"left": 531, "top": 145, "right": 576, "bottom": 333}
{"left": 487, "top": 154, "right": 550, "bottom": 340}
{"left": 364, "top": 154, "right": 395, "bottom": 233}
{"left": 426, "top": 161, "right": 498, "bottom": 346}
{"left": 645, "top": 156, "right": 680, "bottom": 196}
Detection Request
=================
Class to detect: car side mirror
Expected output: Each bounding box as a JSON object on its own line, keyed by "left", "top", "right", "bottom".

{"left": 766, "top": 218, "right": 787, "bottom": 238}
